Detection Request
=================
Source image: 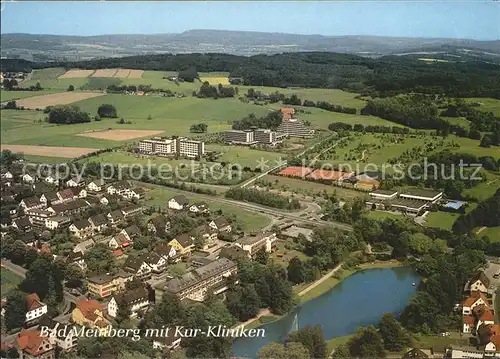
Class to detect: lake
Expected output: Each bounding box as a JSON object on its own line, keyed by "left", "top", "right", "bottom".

{"left": 232, "top": 266, "right": 419, "bottom": 358}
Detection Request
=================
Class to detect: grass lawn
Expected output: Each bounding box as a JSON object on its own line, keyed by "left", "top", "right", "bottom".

{"left": 365, "top": 211, "right": 403, "bottom": 221}
{"left": 425, "top": 211, "right": 460, "bottom": 231}
{"left": 261, "top": 174, "right": 365, "bottom": 201}
{"left": 450, "top": 137, "right": 500, "bottom": 159}
{"left": 462, "top": 171, "right": 500, "bottom": 201}
{"left": 464, "top": 97, "right": 500, "bottom": 116}
{"left": 475, "top": 226, "right": 500, "bottom": 241}
{"left": 23, "top": 154, "right": 71, "bottom": 164}
{"left": 206, "top": 144, "right": 286, "bottom": 168}
{"left": 413, "top": 334, "right": 470, "bottom": 351}
{"left": 142, "top": 185, "right": 271, "bottom": 232}
{"left": 271, "top": 240, "right": 310, "bottom": 266}
{"left": 1, "top": 267, "right": 23, "bottom": 296}
{"left": 326, "top": 334, "right": 356, "bottom": 354}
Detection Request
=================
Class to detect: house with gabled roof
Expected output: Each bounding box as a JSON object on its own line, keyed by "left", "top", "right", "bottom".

{"left": 168, "top": 195, "right": 189, "bottom": 210}
{"left": 147, "top": 215, "right": 170, "bottom": 234}
{"left": 47, "top": 199, "right": 89, "bottom": 216}
{"left": 122, "top": 255, "right": 152, "bottom": 280}
{"left": 469, "top": 272, "right": 490, "bottom": 293}
{"left": 475, "top": 306, "right": 495, "bottom": 331}
{"left": 152, "top": 331, "right": 182, "bottom": 352}
{"left": 40, "top": 191, "right": 59, "bottom": 205}
{"left": 168, "top": 234, "right": 195, "bottom": 255}
{"left": 66, "top": 251, "right": 86, "bottom": 271}
{"left": 69, "top": 186, "right": 87, "bottom": 198}
{"left": 462, "top": 291, "right": 489, "bottom": 315}
{"left": 145, "top": 252, "right": 169, "bottom": 273}
{"left": 189, "top": 202, "right": 209, "bottom": 214}
{"left": 121, "top": 204, "right": 143, "bottom": 218}
{"left": 66, "top": 176, "right": 85, "bottom": 188}
{"left": 88, "top": 214, "right": 108, "bottom": 232}
{"left": 209, "top": 216, "right": 232, "bottom": 232}
{"left": 128, "top": 187, "right": 146, "bottom": 200}
{"left": 73, "top": 238, "right": 95, "bottom": 254}
{"left": 12, "top": 216, "right": 32, "bottom": 232}
{"left": 107, "top": 209, "right": 124, "bottom": 226}
{"left": 71, "top": 297, "right": 110, "bottom": 333}
{"left": 69, "top": 219, "right": 93, "bottom": 239}
{"left": 15, "top": 329, "right": 54, "bottom": 359}
{"left": 20, "top": 196, "right": 44, "bottom": 211}
{"left": 38, "top": 318, "right": 79, "bottom": 352}
{"left": 87, "top": 179, "right": 106, "bottom": 192}
{"left": 235, "top": 232, "right": 277, "bottom": 257}
{"left": 22, "top": 173, "right": 36, "bottom": 184}
{"left": 463, "top": 315, "right": 475, "bottom": 334}
{"left": 57, "top": 189, "right": 75, "bottom": 202}
{"left": 25, "top": 293, "right": 47, "bottom": 323}
{"left": 44, "top": 174, "right": 61, "bottom": 185}
{"left": 189, "top": 225, "right": 218, "bottom": 249}
{"left": 154, "top": 243, "right": 178, "bottom": 263}
{"left": 107, "top": 286, "right": 149, "bottom": 319}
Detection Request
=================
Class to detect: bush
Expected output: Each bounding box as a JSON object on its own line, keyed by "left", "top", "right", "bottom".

{"left": 97, "top": 104, "right": 118, "bottom": 118}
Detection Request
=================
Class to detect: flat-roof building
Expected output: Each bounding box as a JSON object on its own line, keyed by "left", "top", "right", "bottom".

{"left": 138, "top": 137, "right": 205, "bottom": 158}
{"left": 224, "top": 130, "right": 256, "bottom": 145}
{"left": 369, "top": 189, "right": 399, "bottom": 200}
{"left": 400, "top": 189, "right": 443, "bottom": 203}
{"left": 277, "top": 118, "right": 314, "bottom": 138}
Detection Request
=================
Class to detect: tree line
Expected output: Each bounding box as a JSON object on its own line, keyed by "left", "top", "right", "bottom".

{"left": 452, "top": 188, "right": 500, "bottom": 235}
{"left": 194, "top": 81, "right": 236, "bottom": 98}
{"left": 4, "top": 52, "right": 500, "bottom": 97}
{"left": 225, "top": 187, "right": 301, "bottom": 210}
{"left": 328, "top": 122, "right": 411, "bottom": 134}
{"left": 232, "top": 111, "right": 283, "bottom": 131}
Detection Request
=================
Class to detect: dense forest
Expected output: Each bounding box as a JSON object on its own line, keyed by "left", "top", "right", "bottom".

{"left": 2, "top": 52, "right": 500, "bottom": 97}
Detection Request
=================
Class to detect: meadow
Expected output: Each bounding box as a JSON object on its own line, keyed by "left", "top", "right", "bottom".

{"left": 465, "top": 97, "right": 500, "bottom": 116}
{"left": 1, "top": 89, "right": 61, "bottom": 102}
{"left": 462, "top": 171, "right": 500, "bottom": 201}
{"left": 425, "top": 211, "right": 461, "bottom": 231}
{"left": 206, "top": 144, "right": 286, "bottom": 168}
{"left": 475, "top": 226, "right": 500, "bottom": 241}
{"left": 1, "top": 267, "right": 23, "bottom": 296}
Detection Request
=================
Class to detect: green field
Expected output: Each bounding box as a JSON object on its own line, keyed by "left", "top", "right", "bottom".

{"left": 425, "top": 211, "right": 460, "bottom": 231}
{"left": 1, "top": 89, "right": 61, "bottom": 102}
{"left": 475, "top": 226, "right": 500, "bottom": 241}
{"left": 365, "top": 211, "right": 403, "bottom": 221}
{"left": 465, "top": 97, "right": 500, "bottom": 116}
{"left": 142, "top": 185, "right": 271, "bottom": 232}
{"left": 463, "top": 171, "right": 500, "bottom": 201}
{"left": 450, "top": 137, "right": 500, "bottom": 159}
{"left": 206, "top": 144, "right": 285, "bottom": 168}
{"left": 260, "top": 174, "right": 365, "bottom": 201}
{"left": 1, "top": 267, "right": 23, "bottom": 296}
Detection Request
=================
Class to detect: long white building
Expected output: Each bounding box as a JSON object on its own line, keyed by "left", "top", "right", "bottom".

{"left": 138, "top": 136, "right": 205, "bottom": 158}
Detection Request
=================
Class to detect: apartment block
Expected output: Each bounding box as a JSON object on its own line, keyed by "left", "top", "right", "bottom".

{"left": 138, "top": 137, "right": 204, "bottom": 158}
{"left": 277, "top": 118, "right": 314, "bottom": 138}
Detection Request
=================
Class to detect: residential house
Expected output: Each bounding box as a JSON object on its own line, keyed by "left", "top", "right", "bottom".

{"left": 20, "top": 196, "right": 44, "bottom": 211}
{"left": 402, "top": 348, "right": 430, "bottom": 359}
{"left": 154, "top": 243, "right": 178, "bottom": 263}
{"left": 168, "top": 195, "right": 189, "bottom": 210}
{"left": 147, "top": 215, "right": 170, "bottom": 234}
{"left": 66, "top": 251, "right": 86, "bottom": 271}
{"left": 128, "top": 187, "right": 146, "bottom": 200}
{"left": 485, "top": 335, "right": 500, "bottom": 352}
{"left": 463, "top": 315, "right": 475, "bottom": 334}
{"left": 209, "top": 217, "right": 232, "bottom": 232}
{"left": 87, "top": 179, "right": 106, "bottom": 192}
{"left": 72, "top": 239, "right": 95, "bottom": 254}
{"left": 15, "top": 329, "right": 54, "bottom": 359}
{"left": 26, "top": 209, "right": 54, "bottom": 229}
{"left": 39, "top": 319, "right": 78, "bottom": 352}
{"left": 47, "top": 199, "right": 89, "bottom": 216}
{"left": 108, "top": 233, "right": 131, "bottom": 250}
{"left": 71, "top": 297, "right": 109, "bottom": 332}
{"left": 12, "top": 216, "right": 32, "bottom": 232}
{"left": 121, "top": 205, "right": 143, "bottom": 218}
{"left": 474, "top": 306, "right": 495, "bottom": 331}
{"left": 45, "top": 216, "right": 71, "bottom": 230}
{"left": 69, "top": 187, "right": 87, "bottom": 198}
{"left": 22, "top": 173, "right": 35, "bottom": 184}
{"left": 86, "top": 273, "right": 131, "bottom": 298}
{"left": 121, "top": 225, "right": 141, "bottom": 241}
{"left": 235, "top": 232, "right": 277, "bottom": 257}
{"left": 1, "top": 170, "right": 13, "bottom": 180}
{"left": 66, "top": 176, "right": 85, "bottom": 188}
{"left": 106, "top": 181, "right": 131, "bottom": 197}
{"left": 107, "top": 286, "right": 149, "bottom": 318}
{"left": 40, "top": 191, "right": 60, "bottom": 205}
{"left": 462, "top": 291, "right": 489, "bottom": 315}
{"left": 69, "top": 219, "right": 93, "bottom": 239}
{"left": 152, "top": 332, "right": 182, "bottom": 352}
{"left": 145, "top": 252, "right": 168, "bottom": 273}
{"left": 122, "top": 255, "right": 152, "bottom": 280}
{"left": 155, "top": 258, "right": 237, "bottom": 302}
{"left": 25, "top": 293, "right": 47, "bottom": 323}
{"left": 56, "top": 189, "right": 75, "bottom": 203}
{"left": 218, "top": 245, "right": 249, "bottom": 262}
{"left": 189, "top": 202, "right": 209, "bottom": 214}
{"left": 469, "top": 272, "right": 490, "bottom": 293}
{"left": 44, "top": 175, "right": 60, "bottom": 185}
{"left": 107, "top": 209, "right": 124, "bottom": 226}
{"left": 20, "top": 232, "right": 37, "bottom": 247}
{"left": 189, "top": 225, "right": 218, "bottom": 249}
{"left": 168, "top": 234, "right": 195, "bottom": 255}
{"left": 88, "top": 214, "right": 108, "bottom": 232}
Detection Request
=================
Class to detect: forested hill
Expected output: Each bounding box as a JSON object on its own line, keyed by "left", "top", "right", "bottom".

{"left": 2, "top": 52, "right": 500, "bottom": 98}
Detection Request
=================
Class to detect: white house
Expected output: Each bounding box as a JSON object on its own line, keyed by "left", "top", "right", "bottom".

{"left": 69, "top": 219, "right": 93, "bottom": 239}
{"left": 168, "top": 195, "right": 189, "bottom": 210}
{"left": 145, "top": 252, "right": 168, "bottom": 273}
{"left": 44, "top": 175, "right": 60, "bottom": 185}
{"left": 66, "top": 176, "right": 85, "bottom": 188}
{"left": 107, "top": 287, "right": 149, "bottom": 318}
{"left": 25, "top": 293, "right": 47, "bottom": 323}
{"left": 45, "top": 216, "right": 71, "bottom": 230}
{"left": 45, "top": 322, "right": 79, "bottom": 351}
{"left": 476, "top": 309, "right": 495, "bottom": 331}
{"left": 209, "top": 217, "right": 232, "bottom": 232}
{"left": 462, "top": 315, "right": 475, "bottom": 334}
{"left": 189, "top": 202, "right": 209, "bottom": 214}
{"left": 469, "top": 272, "right": 490, "bottom": 293}
{"left": 152, "top": 333, "right": 182, "bottom": 351}
{"left": 2, "top": 171, "right": 13, "bottom": 180}
{"left": 87, "top": 179, "right": 106, "bottom": 192}
{"left": 235, "top": 232, "right": 277, "bottom": 257}
{"left": 462, "top": 292, "right": 489, "bottom": 315}
{"left": 88, "top": 214, "right": 108, "bottom": 232}
{"left": 22, "top": 173, "right": 35, "bottom": 184}
{"left": 69, "top": 187, "right": 87, "bottom": 198}
{"left": 122, "top": 255, "right": 152, "bottom": 280}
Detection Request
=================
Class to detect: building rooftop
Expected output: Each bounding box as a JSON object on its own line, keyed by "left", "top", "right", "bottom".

{"left": 401, "top": 188, "right": 443, "bottom": 199}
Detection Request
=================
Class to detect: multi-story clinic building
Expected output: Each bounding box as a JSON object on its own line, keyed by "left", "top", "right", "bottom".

{"left": 138, "top": 137, "right": 205, "bottom": 158}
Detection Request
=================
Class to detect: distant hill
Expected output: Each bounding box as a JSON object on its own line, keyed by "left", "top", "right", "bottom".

{"left": 1, "top": 30, "right": 499, "bottom": 61}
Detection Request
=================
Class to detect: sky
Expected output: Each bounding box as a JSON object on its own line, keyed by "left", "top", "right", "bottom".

{"left": 1, "top": 1, "right": 499, "bottom": 40}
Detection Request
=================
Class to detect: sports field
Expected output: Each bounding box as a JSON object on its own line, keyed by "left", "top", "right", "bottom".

{"left": 15, "top": 91, "right": 105, "bottom": 110}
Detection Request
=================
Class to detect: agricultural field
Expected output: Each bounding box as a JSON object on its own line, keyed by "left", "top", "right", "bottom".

{"left": 15, "top": 91, "right": 105, "bottom": 110}
{"left": 199, "top": 72, "right": 230, "bottom": 85}
{"left": 58, "top": 69, "right": 95, "bottom": 78}
{"left": 1, "top": 89, "right": 60, "bottom": 102}
{"left": 1, "top": 144, "right": 99, "bottom": 158}
{"left": 91, "top": 69, "right": 119, "bottom": 77}
{"left": 77, "top": 129, "right": 164, "bottom": 141}
{"left": 0, "top": 267, "right": 23, "bottom": 296}
{"left": 31, "top": 67, "right": 67, "bottom": 80}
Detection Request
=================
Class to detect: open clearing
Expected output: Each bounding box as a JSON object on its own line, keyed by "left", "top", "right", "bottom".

{"left": 127, "top": 70, "right": 144, "bottom": 79}
{"left": 1, "top": 144, "right": 99, "bottom": 158}
{"left": 77, "top": 129, "right": 164, "bottom": 141}
{"left": 1, "top": 267, "right": 23, "bottom": 296}
{"left": 15, "top": 91, "right": 105, "bottom": 109}
{"left": 114, "top": 69, "right": 131, "bottom": 78}
{"left": 91, "top": 68, "right": 119, "bottom": 77}
{"left": 58, "top": 69, "right": 95, "bottom": 78}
